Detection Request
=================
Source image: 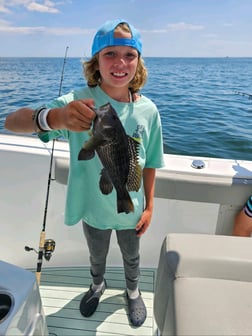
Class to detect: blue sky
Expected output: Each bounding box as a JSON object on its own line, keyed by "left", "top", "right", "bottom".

{"left": 1, "top": 0, "right": 252, "bottom": 57}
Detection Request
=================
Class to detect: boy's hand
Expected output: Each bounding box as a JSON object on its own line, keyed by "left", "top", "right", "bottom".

{"left": 48, "top": 99, "right": 96, "bottom": 131}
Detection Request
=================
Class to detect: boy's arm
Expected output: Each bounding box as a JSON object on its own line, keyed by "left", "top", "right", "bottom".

{"left": 5, "top": 99, "right": 95, "bottom": 133}
{"left": 233, "top": 209, "right": 252, "bottom": 237}
{"left": 136, "top": 167, "right": 156, "bottom": 237}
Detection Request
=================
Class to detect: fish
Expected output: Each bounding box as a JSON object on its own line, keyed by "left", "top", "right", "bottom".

{"left": 78, "top": 102, "right": 142, "bottom": 214}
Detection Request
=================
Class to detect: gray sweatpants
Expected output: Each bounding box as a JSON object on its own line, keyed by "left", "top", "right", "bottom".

{"left": 82, "top": 221, "right": 140, "bottom": 290}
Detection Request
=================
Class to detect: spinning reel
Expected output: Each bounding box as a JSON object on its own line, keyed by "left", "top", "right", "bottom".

{"left": 25, "top": 239, "right": 56, "bottom": 261}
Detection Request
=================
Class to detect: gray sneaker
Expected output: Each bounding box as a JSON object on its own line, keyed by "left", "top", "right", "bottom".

{"left": 79, "top": 279, "right": 107, "bottom": 317}
{"left": 126, "top": 291, "right": 147, "bottom": 327}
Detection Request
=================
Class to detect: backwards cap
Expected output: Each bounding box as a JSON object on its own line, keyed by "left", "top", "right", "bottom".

{"left": 91, "top": 19, "right": 142, "bottom": 56}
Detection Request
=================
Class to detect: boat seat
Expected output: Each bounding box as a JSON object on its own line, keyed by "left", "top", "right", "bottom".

{"left": 154, "top": 233, "right": 252, "bottom": 335}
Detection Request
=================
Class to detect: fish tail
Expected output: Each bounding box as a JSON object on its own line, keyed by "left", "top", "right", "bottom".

{"left": 117, "top": 191, "right": 134, "bottom": 214}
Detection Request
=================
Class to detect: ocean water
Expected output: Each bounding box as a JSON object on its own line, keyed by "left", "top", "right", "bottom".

{"left": 1, "top": 57, "right": 252, "bottom": 160}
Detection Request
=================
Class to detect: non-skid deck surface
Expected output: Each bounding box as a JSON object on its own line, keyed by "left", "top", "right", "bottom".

{"left": 39, "top": 267, "right": 157, "bottom": 336}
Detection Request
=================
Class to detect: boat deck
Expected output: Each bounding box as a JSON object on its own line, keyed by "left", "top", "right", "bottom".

{"left": 39, "top": 266, "right": 158, "bottom": 336}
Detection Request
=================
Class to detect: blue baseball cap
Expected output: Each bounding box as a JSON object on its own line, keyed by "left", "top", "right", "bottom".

{"left": 91, "top": 19, "right": 142, "bottom": 56}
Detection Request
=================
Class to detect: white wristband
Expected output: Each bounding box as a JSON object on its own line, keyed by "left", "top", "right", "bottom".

{"left": 37, "top": 108, "right": 53, "bottom": 131}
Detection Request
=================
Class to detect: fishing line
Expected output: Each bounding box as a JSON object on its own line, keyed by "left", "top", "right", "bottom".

{"left": 41, "top": 45, "right": 69, "bottom": 233}
{"left": 26, "top": 46, "right": 69, "bottom": 285}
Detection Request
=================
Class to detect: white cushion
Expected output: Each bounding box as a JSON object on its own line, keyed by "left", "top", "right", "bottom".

{"left": 154, "top": 233, "right": 252, "bottom": 335}
{"left": 175, "top": 277, "right": 252, "bottom": 335}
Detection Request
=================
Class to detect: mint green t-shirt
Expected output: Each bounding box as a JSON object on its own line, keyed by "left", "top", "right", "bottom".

{"left": 39, "top": 86, "right": 165, "bottom": 229}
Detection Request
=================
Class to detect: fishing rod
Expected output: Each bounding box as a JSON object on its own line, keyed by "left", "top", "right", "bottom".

{"left": 25, "top": 46, "right": 69, "bottom": 285}
{"left": 234, "top": 91, "right": 252, "bottom": 100}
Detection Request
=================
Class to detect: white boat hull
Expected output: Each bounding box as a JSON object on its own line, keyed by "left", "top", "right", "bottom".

{"left": 1, "top": 133, "right": 252, "bottom": 269}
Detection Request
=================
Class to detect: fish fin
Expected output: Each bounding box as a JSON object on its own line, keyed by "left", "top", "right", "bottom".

{"left": 117, "top": 190, "right": 134, "bottom": 214}
{"left": 78, "top": 148, "right": 95, "bottom": 160}
{"left": 127, "top": 136, "right": 142, "bottom": 191}
{"left": 99, "top": 168, "right": 113, "bottom": 194}
{"left": 128, "top": 163, "right": 142, "bottom": 191}
{"left": 79, "top": 135, "right": 104, "bottom": 161}
{"left": 132, "top": 137, "right": 142, "bottom": 143}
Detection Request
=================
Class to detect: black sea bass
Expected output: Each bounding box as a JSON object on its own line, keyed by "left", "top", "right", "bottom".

{"left": 78, "top": 102, "right": 142, "bottom": 214}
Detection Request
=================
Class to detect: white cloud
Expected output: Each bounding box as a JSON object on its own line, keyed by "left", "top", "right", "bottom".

{"left": 141, "top": 29, "right": 167, "bottom": 34}
{"left": 0, "top": 0, "right": 65, "bottom": 14}
{"left": 223, "top": 23, "right": 233, "bottom": 27}
{"left": 0, "top": 20, "right": 94, "bottom": 35}
{"left": 141, "top": 23, "right": 204, "bottom": 34}
{"left": 0, "top": 4, "right": 10, "bottom": 13}
{"left": 27, "top": 1, "right": 58, "bottom": 13}
{"left": 0, "top": 19, "right": 10, "bottom": 26}
{"left": 166, "top": 22, "right": 204, "bottom": 31}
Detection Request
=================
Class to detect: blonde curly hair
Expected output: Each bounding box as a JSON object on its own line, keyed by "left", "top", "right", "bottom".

{"left": 82, "top": 23, "right": 147, "bottom": 93}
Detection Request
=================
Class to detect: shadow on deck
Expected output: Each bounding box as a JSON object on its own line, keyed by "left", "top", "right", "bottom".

{"left": 39, "top": 267, "right": 158, "bottom": 336}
